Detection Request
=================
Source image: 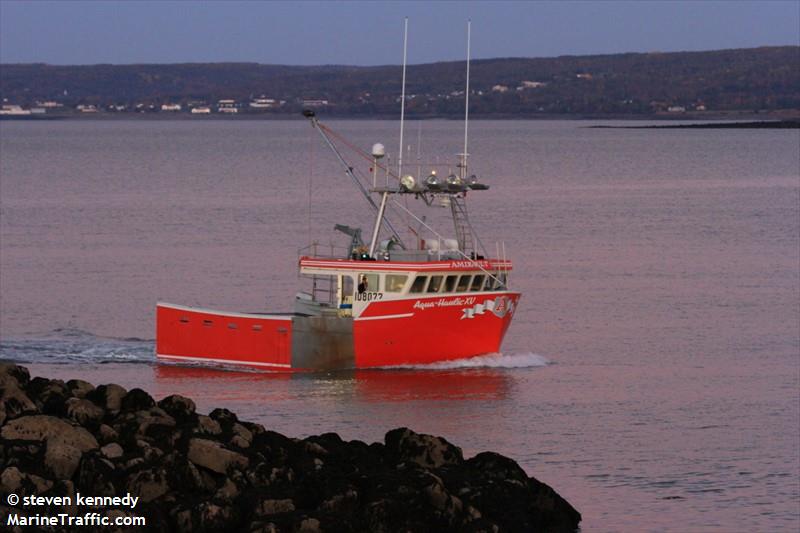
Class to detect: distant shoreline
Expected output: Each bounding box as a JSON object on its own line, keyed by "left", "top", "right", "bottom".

{"left": 2, "top": 113, "right": 799, "bottom": 123}
{"left": 589, "top": 120, "right": 800, "bottom": 129}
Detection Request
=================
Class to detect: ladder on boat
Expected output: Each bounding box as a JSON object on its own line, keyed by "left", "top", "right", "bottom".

{"left": 450, "top": 196, "right": 475, "bottom": 258}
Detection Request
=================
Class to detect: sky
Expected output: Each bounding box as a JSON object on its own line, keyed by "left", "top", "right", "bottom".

{"left": 0, "top": 0, "right": 798, "bottom": 66}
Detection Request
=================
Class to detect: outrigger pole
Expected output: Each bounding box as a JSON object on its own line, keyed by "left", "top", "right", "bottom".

{"left": 303, "top": 110, "right": 406, "bottom": 253}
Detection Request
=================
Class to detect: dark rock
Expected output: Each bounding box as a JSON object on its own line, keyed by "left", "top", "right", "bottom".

{"left": 66, "top": 378, "right": 95, "bottom": 398}
{"left": 385, "top": 427, "right": 464, "bottom": 468}
{"left": 1, "top": 415, "right": 98, "bottom": 451}
{"left": 76, "top": 452, "right": 117, "bottom": 496}
{"left": 195, "top": 414, "right": 223, "bottom": 436}
{"left": 0, "top": 373, "right": 38, "bottom": 422}
{"left": 87, "top": 383, "right": 127, "bottom": 414}
{"left": 44, "top": 439, "right": 83, "bottom": 479}
{"left": 1, "top": 366, "right": 582, "bottom": 532}
{"left": 187, "top": 438, "right": 249, "bottom": 474}
{"left": 0, "top": 363, "right": 31, "bottom": 386}
{"left": 257, "top": 498, "right": 295, "bottom": 515}
{"left": 25, "top": 377, "right": 69, "bottom": 415}
{"left": 97, "top": 423, "right": 118, "bottom": 444}
{"left": 157, "top": 394, "right": 196, "bottom": 421}
{"left": 121, "top": 388, "right": 155, "bottom": 412}
{"left": 127, "top": 467, "right": 169, "bottom": 502}
{"left": 65, "top": 397, "right": 105, "bottom": 426}
{"left": 101, "top": 442, "right": 124, "bottom": 459}
{"left": 209, "top": 407, "right": 238, "bottom": 434}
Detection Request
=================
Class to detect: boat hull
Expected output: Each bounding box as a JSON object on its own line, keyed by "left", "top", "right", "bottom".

{"left": 156, "top": 291, "right": 520, "bottom": 371}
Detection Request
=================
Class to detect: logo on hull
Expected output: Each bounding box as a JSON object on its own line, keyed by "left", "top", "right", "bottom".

{"left": 460, "top": 296, "right": 515, "bottom": 320}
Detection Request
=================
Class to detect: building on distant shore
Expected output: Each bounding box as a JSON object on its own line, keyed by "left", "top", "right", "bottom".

{"left": 217, "top": 99, "right": 238, "bottom": 113}
{"left": 0, "top": 104, "right": 31, "bottom": 116}
{"left": 667, "top": 105, "right": 686, "bottom": 113}
{"left": 191, "top": 106, "right": 211, "bottom": 114}
{"left": 302, "top": 99, "right": 329, "bottom": 107}
{"left": 161, "top": 103, "right": 182, "bottom": 112}
{"left": 76, "top": 104, "right": 98, "bottom": 113}
{"left": 250, "top": 97, "right": 277, "bottom": 109}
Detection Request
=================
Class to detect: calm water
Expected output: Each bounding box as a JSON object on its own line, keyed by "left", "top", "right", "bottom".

{"left": 1, "top": 119, "right": 798, "bottom": 532}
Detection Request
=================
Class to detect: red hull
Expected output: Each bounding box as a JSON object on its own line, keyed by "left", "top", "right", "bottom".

{"left": 156, "top": 291, "right": 519, "bottom": 371}
{"left": 156, "top": 304, "right": 292, "bottom": 371}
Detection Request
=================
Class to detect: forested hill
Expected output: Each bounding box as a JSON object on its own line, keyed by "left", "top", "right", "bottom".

{"left": 1, "top": 46, "right": 798, "bottom": 117}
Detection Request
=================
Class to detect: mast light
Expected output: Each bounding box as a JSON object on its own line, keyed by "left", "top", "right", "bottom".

{"left": 467, "top": 174, "right": 489, "bottom": 190}
{"left": 446, "top": 174, "right": 466, "bottom": 192}
{"left": 400, "top": 174, "right": 416, "bottom": 191}
{"left": 425, "top": 171, "right": 441, "bottom": 191}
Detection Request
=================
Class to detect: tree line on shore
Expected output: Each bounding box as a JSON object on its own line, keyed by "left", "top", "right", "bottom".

{"left": 1, "top": 46, "right": 797, "bottom": 117}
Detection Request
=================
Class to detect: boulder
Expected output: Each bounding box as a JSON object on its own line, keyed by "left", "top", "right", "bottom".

{"left": 121, "top": 388, "right": 155, "bottom": 412}
{"left": 76, "top": 453, "right": 117, "bottom": 496}
{"left": 97, "top": 424, "right": 118, "bottom": 444}
{"left": 66, "top": 379, "right": 94, "bottom": 399}
{"left": 187, "top": 438, "right": 249, "bottom": 474}
{"left": 65, "top": 397, "right": 105, "bottom": 426}
{"left": 195, "top": 415, "right": 222, "bottom": 436}
{"left": 0, "top": 466, "right": 24, "bottom": 493}
{"left": 44, "top": 440, "right": 83, "bottom": 479}
{"left": 2, "top": 366, "right": 582, "bottom": 532}
{"left": 257, "top": 498, "right": 295, "bottom": 515}
{"left": 26, "top": 377, "right": 69, "bottom": 415}
{"left": 127, "top": 468, "right": 169, "bottom": 502}
{"left": 385, "top": 427, "right": 464, "bottom": 468}
{"left": 87, "top": 384, "right": 127, "bottom": 414}
{"left": 0, "top": 374, "right": 38, "bottom": 421}
{"left": 0, "top": 363, "right": 30, "bottom": 386}
{"left": 158, "top": 394, "right": 196, "bottom": 421}
{"left": 0, "top": 466, "right": 53, "bottom": 495}
{"left": 1, "top": 415, "right": 98, "bottom": 452}
{"left": 100, "top": 442, "right": 124, "bottom": 460}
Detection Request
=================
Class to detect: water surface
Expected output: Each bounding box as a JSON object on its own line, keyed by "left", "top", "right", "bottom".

{"left": 1, "top": 119, "right": 798, "bottom": 531}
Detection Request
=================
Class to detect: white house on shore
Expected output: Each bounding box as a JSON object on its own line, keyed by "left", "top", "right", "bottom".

{"left": 161, "top": 103, "right": 182, "bottom": 112}
{"left": 250, "top": 97, "right": 277, "bottom": 109}
{"left": 218, "top": 99, "right": 238, "bottom": 113}
{"left": 0, "top": 104, "right": 31, "bottom": 116}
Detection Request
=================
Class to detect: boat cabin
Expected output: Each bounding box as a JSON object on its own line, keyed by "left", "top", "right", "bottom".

{"left": 296, "top": 256, "right": 512, "bottom": 318}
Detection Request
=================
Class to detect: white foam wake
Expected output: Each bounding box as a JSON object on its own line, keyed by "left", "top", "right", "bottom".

{"left": 386, "top": 352, "right": 550, "bottom": 370}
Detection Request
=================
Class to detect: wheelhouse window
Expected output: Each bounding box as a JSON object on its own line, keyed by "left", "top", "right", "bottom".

{"left": 409, "top": 275, "right": 428, "bottom": 293}
{"left": 443, "top": 275, "right": 458, "bottom": 292}
{"left": 385, "top": 274, "right": 408, "bottom": 293}
{"left": 357, "top": 273, "right": 379, "bottom": 294}
{"left": 487, "top": 272, "right": 505, "bottom": 290}
{"left": 470, "top": 275, "right": 485, "bottom": 291}
{"left": 427, "top": 275, "right": 443, "bottom": 293}
{"left": 455, "top": 275, "right": 472, "bottom": 292}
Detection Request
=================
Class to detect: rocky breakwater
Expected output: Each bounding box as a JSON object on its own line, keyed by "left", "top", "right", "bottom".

{"left": 0, "top": 363, "right": 581, "bottom": 532}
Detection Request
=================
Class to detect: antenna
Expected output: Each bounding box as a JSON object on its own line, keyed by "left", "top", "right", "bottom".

{"left": 461, "top": 19, "right": 471, "bottom": 178}
{"left": 398, "top": 17, "right": 408, "bottom": 179}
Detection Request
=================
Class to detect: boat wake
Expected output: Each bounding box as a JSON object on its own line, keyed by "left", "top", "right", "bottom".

{"left": 384, "top": 352, "right": 550, "bottom": 370}
{"left": 0, "top": 330, "right": 154, "bottom": 365}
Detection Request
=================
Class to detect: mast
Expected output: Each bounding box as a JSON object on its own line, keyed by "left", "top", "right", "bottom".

{"left": 461, "top": 19, "right": 471, "bottom": 179}
{"left": 303, "top": 111, "right": 405, "bottom": 249}
{"left": 398, "top": 17, "right": 409, "bottom": 179}
{"left": 450, "top": 20, "right": 486, "bottom": 258}
{"left": 369, "top": 17, "right": 408, "bottom": 258}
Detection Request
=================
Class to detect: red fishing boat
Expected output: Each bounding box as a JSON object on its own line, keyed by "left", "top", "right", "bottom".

{"left": 156, "top": 22, "right": 520, "bottom": 371}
